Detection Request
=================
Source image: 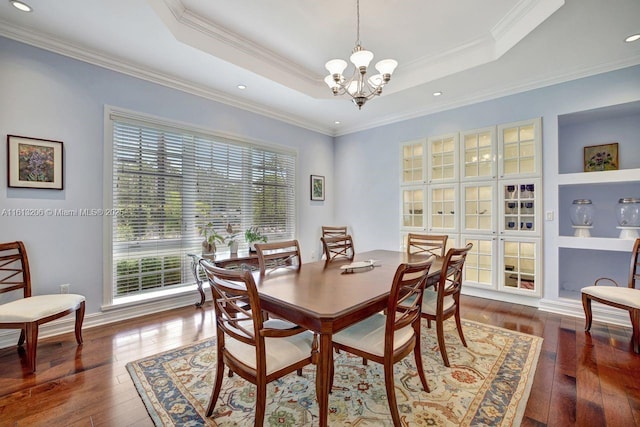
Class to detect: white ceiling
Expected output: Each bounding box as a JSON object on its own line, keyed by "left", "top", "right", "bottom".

{"left": 1, "top": 0, "right": 639, "bottom": 136}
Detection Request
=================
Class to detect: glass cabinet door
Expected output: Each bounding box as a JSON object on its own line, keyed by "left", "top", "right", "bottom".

{"left": 461, "top": 127, "right": 495, "bottom": 181}
{"left": 401, "top": 140, "right": 426, "bottom": 185}
{"left": 499, "top": 238, "right": 541, "bottom": 296}
{"left": 429, "top": 184, "right": 458, "bottom": 232}
{"left": 461, "top": 182, "right": 496, "bottom": 234}
{"left": 463, "top": 236, "right": 496, "bottom": 290}
{"left": 500, "top": 178, "right": 541, "bottom": 237}
{"left": 428, "top": 134, "right": 458, "bottom": 183}
{"left": 498, "top": 118, "right": 541, "bottom": 178}
{"left": 401, "top": 187, "right": 425, "bottom": 229}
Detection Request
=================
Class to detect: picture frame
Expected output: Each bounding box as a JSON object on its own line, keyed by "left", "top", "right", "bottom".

{"left": 310, "top": 175, "right": 325, "bottom": 201}
{"left": 583, "top": 142, "right": 618, "bottom": 172}
{"left": 7, "top": 135, "right": 64, "bottom": 189}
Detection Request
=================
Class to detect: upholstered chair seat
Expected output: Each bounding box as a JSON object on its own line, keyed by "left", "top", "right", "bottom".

{"left": 333, "top": 314, "right": 415, "bottom": 357}
{"left": 581, "top": 286, "right": 640, "bottom": 309}
{"left": 0, "top": 294, "right": 85, "bottom": 322}
{"left": 582, "top": 238, "right": 640, "bottom": 353}
{"left": 224, "top": 319, "right": 314, "bottom": 375}
{"left": 0, "top": 241, "right": 86, "bottom": 373}
{"left": 420, "top": 288, "right": 455, "bottom": 316}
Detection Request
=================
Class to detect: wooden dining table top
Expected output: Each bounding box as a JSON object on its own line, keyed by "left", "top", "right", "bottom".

{"left": 253, "top": 249, "right": 441, "bottom": 332}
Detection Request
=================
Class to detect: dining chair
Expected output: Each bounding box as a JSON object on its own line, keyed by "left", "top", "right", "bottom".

{"left": 406, "top": 233, "right": 448, "bottom": 257}
{"left": 582, "top": 238, "right": 640, "bottom": 352}
{"left": 199, "top": 260, "right": 316, "bottom": 424}
{"left": 320, "top": 234, "right": 355, "bottom": 266}
{"left": 331, "top": 258, "right": 434, "bottom": 426}
{"left": 321, "top": 225, "right": 348, "bottom": 238}
{"left": 420, "top": 243, "right": 473, "bottom": 367}
{"left": 0, "top": 241, "right": 86, "bottom": 372}
{"left": 254, "top": 240, "right": 301, "bottom": 276}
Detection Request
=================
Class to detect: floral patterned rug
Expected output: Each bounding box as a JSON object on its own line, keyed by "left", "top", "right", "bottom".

{"left": 127, "top": 319, "right": 542, "bottom": 426}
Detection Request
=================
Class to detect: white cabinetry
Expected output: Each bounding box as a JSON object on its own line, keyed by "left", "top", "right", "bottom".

{"left": 428, "top": 133, "right": 458, "bottom": 183}
{"left": 400, "top": 118, "right": 543, "bottom": 298}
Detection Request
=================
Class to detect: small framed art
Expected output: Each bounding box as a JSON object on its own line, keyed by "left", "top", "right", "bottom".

{"left": 7, "top": 135, "right": 64, "bottom": 189}
{"left": 310, "top": 175, "right": 325, "bottom": 201}
{"left": 583, "top": 142, "right": 618, "bottom": 172}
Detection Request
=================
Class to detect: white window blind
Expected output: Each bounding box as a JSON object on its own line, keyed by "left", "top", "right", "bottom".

{"left": 109, "top": 116, "right": 296, "bottom": 299}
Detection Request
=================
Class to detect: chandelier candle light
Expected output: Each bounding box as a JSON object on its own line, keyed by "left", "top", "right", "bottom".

{"left": 324, "top": 0, "right": 398, "bottom": 109}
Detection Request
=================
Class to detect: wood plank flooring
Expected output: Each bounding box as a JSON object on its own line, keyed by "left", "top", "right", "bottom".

{"left": 1, "top": 295, "right": 639, "bottom": 426}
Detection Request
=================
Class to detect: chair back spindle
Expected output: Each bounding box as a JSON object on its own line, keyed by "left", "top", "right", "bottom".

{"left": 407, "top": 233, "right": 448, "bottom": 257}
{"left": 320, "top": 234, "right": 355, "bottom": 265}
{"left": 255, "top": 240, "right": 302, "bottom": 276}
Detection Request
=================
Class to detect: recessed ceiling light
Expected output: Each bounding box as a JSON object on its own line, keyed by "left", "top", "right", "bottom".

{"left": 625, "top": 34, "right": 640, "bottom": 43}
{"left": 334, "top": 121, "right": 341, "bottom": 125}
{"left": 10, "top": 0, "right": 32, "bottom": 12}
{"left": 237, "top": 84, "right": 246, "bottom": 90}
{"left": 433, "top": 91, "right": 443, "bottom": 97}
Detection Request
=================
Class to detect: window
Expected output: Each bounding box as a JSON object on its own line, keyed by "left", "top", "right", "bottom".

{"left": 105, "top": 109, "right": 296, "bottom": 304}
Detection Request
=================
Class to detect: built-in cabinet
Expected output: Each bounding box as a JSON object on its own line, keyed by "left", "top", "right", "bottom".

{"left": 554, "top": 101, "right": 640, "bottom": 304}
{"left": 400, "top": 118, "right": 543, "bottom": 298}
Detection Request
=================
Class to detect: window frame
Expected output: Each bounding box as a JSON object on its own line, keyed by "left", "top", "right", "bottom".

{"left": 103, "top": 106, "right": 297, "bottom": 307}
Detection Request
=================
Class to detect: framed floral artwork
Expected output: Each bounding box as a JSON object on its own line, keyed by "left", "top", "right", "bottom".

{"left": 584, "top": 142, "right": 618, "bottom": 172}
{"left": 7, "top": 135, "right": 64, "bottom": 189}
{"left": 310, "top": 175, "right": 325, "bottom": 201}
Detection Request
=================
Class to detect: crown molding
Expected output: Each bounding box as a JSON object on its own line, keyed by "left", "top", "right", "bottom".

{"left": 492, "top": 0, "right": 565, "bottom": 56}
{"left": 0, "top": 20, "right": 333, "bottom": 136}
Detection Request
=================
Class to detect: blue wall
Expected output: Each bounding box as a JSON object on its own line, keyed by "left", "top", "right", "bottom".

{"left": 0, "top": 36, "right": 334, "bottom": 316}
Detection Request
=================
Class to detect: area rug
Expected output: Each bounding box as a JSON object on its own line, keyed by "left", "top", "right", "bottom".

{"left": 127, "top": 319, "right": 542, "bottom": 426}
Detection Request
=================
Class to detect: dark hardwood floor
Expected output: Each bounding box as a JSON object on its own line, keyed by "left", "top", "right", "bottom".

{"left": 1, "top": 295, "right": 639, "bottom": 426}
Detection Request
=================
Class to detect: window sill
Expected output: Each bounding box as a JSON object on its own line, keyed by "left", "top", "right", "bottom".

{"left": 101, "top": 284, "right": 200, "bottom": 312}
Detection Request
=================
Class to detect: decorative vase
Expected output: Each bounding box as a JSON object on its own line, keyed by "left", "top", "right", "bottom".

{"left": 570, "top": 199, "right": 594, "bottom": 237}
{"left": 202, "top": 240, "right": 216, "bottom": 256}
{"left": 616, "top": 198, "right": 640, "bottom": 239}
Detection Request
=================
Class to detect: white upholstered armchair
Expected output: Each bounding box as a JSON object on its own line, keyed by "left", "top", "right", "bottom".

{"left": 0, "top": 241, "right": 86, "bottom": 372}
{"left": 582, "top": 238, "right": 640, "bottom": 353}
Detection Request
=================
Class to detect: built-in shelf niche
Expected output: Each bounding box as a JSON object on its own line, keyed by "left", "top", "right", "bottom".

{"left": 558, "top": 100, "right": 640, "bottom": 175}
{"left": 558, "top": 182, "right": 640, "bottom": 238}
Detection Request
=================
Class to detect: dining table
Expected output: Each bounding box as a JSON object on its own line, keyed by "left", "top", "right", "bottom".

{"left": 252, "top": 249, "right": 442, "bottom": 427}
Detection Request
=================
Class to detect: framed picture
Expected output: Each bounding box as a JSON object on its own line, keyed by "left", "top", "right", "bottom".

{"left": 310, "top": 175, "right": 325, "bottom": 201}
{"left": 583, "top": 142, "right": 618, "bottom": 172}
{"left": 7, "top": 135, "right": 64, "bottom": 189}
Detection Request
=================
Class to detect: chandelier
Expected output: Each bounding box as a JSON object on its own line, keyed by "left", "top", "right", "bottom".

{"left": 324, "top": 0, "right": 398, "bottom": 109}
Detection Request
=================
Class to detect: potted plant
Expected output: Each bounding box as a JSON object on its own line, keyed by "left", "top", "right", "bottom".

{"left": 199, "top": 222, "right": 225, "bottom": 256}
{"left": 225, "top": 223, "right": 240, "bottom": 255}
{"left": 245, "top": 226, "right": 267, "bottom": 252}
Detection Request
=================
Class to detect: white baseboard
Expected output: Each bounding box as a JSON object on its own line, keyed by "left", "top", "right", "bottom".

{"left": 538, "top": 297, "right": 632, "bottom": 328}
{"left": 462, "top": 287, "right": 540, "bottom": 307}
